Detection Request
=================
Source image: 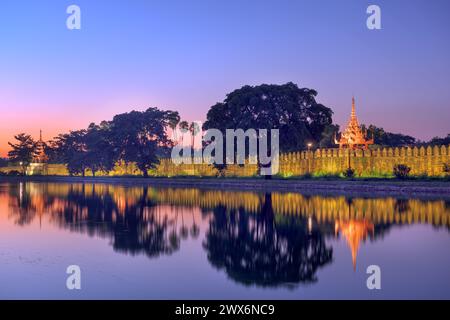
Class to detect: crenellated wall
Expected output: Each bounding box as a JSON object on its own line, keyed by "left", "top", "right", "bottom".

{"left": 1, "top": 145, "right": 449, "bottom": 177}
{"left": 279, "top": 145, "right": 450, "bottom": 177}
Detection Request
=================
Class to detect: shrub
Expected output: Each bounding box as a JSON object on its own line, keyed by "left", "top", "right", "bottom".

{"left": 7, "top": 170, "right": 22, "bottom": 176}
{"left": 444, "top": 163, "right": 450, "bottom": 175}
{"left": 393, "top": 164, "right": 411, "bottom": 179}
{"left": 301, "top": 173, "right": 313, "bottom": 179}
{"left": 343, "top": 167, "right": 355, "bottom": 178}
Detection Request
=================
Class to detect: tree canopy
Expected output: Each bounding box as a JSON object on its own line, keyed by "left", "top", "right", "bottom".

{"left": 202, "top": 83, "right": 334, "bottom": 175}
{"left": 421, "top": 134, "right": 450, "bottom": 146}
{"left": 7, "top": 133, "right": 38, "bottom": 175}
{"left": 204, "top": 82, "right": 334, "bottom": 152}
{"left": 108, "top": 108, "right": 180, "bottom": 176}
{"left": 47, "top": 107, "right": 179, "bottom": 177}
{"left": 361, "top": 124, "right": 416, "bottom": 147}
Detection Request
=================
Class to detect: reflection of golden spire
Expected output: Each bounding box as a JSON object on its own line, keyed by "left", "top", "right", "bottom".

{"left": 335, "top": 220, "right": 374, "bottom": 271}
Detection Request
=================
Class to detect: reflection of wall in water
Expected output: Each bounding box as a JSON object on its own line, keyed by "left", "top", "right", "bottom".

{"left": 6, "top": 183, "right": 450, "bottom": 228}
{"left": 4, "top": 182, "right": 449, "bottom": 285}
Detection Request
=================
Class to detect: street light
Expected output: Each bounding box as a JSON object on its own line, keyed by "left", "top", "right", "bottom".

{"left": 306, "top": 143, "right": 313, "bottom": 174}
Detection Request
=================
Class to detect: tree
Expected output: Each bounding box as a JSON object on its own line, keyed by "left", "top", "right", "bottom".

{"left": 7, "top": 133, "right": 38, "bottom": 175}
{"left": 424, "top": 134, "right": 450, "bottom": 146}
{"left": 0, "top": 158, "right": 8, "bottom": 167}
{"left": 109, "top": 107, "right": 180, "bottom": 177}
{"left": 319, "top": 124, "right": 340, "bottom": 148}
{"left": 47, "top": 122, "right": 116, "bottom": 177}
{"left": 189, "top": 122, "right": 201, "bottom": 150}
{"left": 47, "top": 108, "right": 179, "bottom": 177}
{"left": 49, "top": 130, "right": 88, "bottom": 176}
{"left": 203, "top": 82, "right": 333, "bottom": 173}
{"left": 84, "top": 122, "right": 116, "bottom": 176}
{"left": 179, "top": 121, "right": 190, "bottom": 146}
{"left": 49, "top": 124, "right": 117, "bottom": 177}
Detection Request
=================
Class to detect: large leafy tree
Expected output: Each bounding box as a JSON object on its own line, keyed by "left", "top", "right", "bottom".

{"left": 203, "top": 82, "right": 333, "bottom": 172}
{"left": 84, "top": 122, "right": 117, "bottom": 176}
{"left": 49, "top": 124, "right": 117, "bottom": 177}
{"left": 49, "top": 130, "right": 88, "bottom": 176}
{"left": 7, "top": 133, "right": 38, "bottom": 175}
{"left": 109, "top": 107, "right": 180, "bottom": 177}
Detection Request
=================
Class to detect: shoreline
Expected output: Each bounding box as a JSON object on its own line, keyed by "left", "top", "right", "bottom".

{"left": 1, "top": 176, "right": 449, "bottom": 198}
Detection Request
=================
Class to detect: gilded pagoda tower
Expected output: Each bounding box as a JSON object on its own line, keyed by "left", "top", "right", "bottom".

{"left": 335, "top": 97, "right": 374, "bottom": 150}
{"left": 34, "top": 130, "right": 48, "bottom": 163}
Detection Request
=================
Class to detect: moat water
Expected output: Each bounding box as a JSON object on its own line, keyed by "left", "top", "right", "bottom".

{"left": 0, "top": 182, "right": 449, "bottom": 299}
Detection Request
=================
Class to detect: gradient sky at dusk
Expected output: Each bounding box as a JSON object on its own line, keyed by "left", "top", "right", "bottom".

{"left": 1, "top": 0, "right": 450, "bottom": 156}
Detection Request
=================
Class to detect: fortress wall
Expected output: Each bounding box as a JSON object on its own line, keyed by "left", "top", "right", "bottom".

{"left": 277, "top": 145, "right": 449, "bottom": 177}
{"left": 0, "top": 145, "right": 449, "bottom": 177}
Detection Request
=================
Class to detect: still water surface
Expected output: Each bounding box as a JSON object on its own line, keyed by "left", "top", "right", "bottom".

{"left": 0, "top": 182, "right": 449, "bottom": 299}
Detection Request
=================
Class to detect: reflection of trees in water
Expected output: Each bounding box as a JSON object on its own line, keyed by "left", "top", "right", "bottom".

{"left": 8, "top": 183, "right": 35, "bottom": 226}
{"left": 7, "top": 182, "right": 54, "bottom": 226}
{"left": 5, "top": 183, "right": 450, "bottom": 286}
{"left": 445, "top": 200, "right": 450, "bottom": 211}
{"left": 7, "top": 183, "right": 201, "bottom": 258}
{"left": 8, "top": 183, "right": 450, "bottom": 228}
{"left": 203, "top": 194, "right": 334, "bottom": 288}
{"left": 394, "top": 198, "right": 410, "bottom": 213}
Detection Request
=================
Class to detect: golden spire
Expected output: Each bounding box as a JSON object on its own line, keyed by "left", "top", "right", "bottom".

{"left": 334, "top": 97, "right": 374, "bottom": 150}
{"left": 351, "top": 97, "right": 356, "bottom": 120}
{"left": 34, "top": 129, "right": 48, "bottom": 163}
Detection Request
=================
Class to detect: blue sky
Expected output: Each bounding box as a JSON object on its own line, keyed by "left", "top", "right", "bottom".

{"left": 0, "top": 0, "right": 449, "bottom": 154}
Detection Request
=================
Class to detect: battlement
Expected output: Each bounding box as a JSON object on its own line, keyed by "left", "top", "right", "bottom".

{"left": 1, "top": 145, "right": 449, "bottom": 177}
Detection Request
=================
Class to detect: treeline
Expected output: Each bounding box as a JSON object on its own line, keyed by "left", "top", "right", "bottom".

{"left": 3, "top": 82, "right": 449, "bottom": 176}
{"left": 6, "top": 108, "right": 179, "bottom": 176}
{"left": 361, "top": 126, "right": 450, "bottom": 148}
{"left": 361, "top": 124, "right": 416, "bottom": 147}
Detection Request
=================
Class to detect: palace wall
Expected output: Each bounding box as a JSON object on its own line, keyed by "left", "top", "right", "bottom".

{"left": 277, "top": 145, "right": 450, "bottom": 177}
{"left": 1, "top": 145, "right": 449, "bottom": 177}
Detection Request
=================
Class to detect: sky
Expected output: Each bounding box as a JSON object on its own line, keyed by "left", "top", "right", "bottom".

{"left": 1, "top": 0, "right": 450, "bottom": 156}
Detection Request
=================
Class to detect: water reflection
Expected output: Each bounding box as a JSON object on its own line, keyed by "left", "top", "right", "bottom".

{"left": 204, "top": 196, "right": 333, "bottom": 287}
{"left": 2, "top": 182, "right": 450, "bottom": 288}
